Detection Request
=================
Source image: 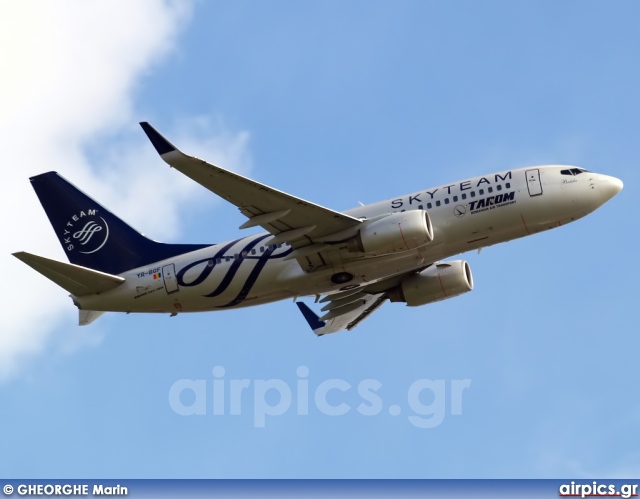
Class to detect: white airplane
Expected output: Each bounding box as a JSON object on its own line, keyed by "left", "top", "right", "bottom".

{"left": 14, "top": 123, "right": 623, "bottom": 335}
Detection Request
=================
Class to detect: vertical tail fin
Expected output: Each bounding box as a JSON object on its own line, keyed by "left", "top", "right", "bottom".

{"left": 30, "top": 172, "right": 208, "bottom": 275}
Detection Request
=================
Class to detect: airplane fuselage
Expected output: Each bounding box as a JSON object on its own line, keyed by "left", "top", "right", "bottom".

{"left": 75, "top": 165, "right": 621, "bottom": 315}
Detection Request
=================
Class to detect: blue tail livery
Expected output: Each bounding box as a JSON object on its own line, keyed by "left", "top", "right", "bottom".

{"left": 13, "top": 122, "right": 622, "bottom": 331}
{"left": 30, "top": 172, "right": 208, "bottom": 275}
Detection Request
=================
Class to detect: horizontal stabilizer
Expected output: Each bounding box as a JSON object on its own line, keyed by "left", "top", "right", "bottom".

{"left": 13, "top": 252, "right": 125, "bottom": 296}
{"left": 79, "top": 309, "right": 106, "bottom": 326}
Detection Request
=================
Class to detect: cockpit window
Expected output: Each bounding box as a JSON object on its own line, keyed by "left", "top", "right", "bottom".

{"left": 561, "top": 168, "right": 589, "bottom": 176}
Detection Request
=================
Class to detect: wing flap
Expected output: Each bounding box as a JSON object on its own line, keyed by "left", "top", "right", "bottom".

{"left": 296, "top": 293, "right": 387, "bottom": 336}
{"left": 295, "top": 270, "right": 425, "bottom": 335}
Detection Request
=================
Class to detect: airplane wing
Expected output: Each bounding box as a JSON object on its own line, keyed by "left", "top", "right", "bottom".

{"left": 296, "top": 292, "right": 388, "bottom": 336}
{"left": 295, "top": 270, "right": 422, "bottom": 335}
{"left": 140, "top": 123, "right": 362, "bottom": 252}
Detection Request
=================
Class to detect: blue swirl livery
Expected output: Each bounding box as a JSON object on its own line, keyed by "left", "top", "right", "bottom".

{"left": 13, "top": 123, "right": 623, "bottom": 333}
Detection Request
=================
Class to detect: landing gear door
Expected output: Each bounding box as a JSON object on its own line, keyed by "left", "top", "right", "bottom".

{"left": 526, "top": 169, "right": 543, "bottom": 196}
{"left": 162, "top": 264, "right": 179, "bottom": 294}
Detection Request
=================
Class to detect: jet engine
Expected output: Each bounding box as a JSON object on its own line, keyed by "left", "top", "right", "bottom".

{"left": 346, "top": 210, "right": 434, "bottom": 256}
{"left": 387, "top": 260, "right": 473, "bottom": 306}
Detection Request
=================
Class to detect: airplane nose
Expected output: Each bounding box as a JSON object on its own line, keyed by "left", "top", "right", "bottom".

{"left": 599, "top": 175, "right": 623, "bottom": 203}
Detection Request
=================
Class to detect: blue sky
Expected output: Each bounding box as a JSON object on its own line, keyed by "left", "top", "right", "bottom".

{"left": 1, "top": 1, "right": 638, "bottom": 478}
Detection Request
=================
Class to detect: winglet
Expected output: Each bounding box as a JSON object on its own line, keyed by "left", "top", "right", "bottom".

{"left": 295, "top": 302, "right": 326, "bottom": 336}
{"left": 139, "top": 122, "right": 177, "bottom": 155}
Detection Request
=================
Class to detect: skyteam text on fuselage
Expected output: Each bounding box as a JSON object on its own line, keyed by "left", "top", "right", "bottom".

{"left": 13, "top": 123, "right": 623, "bottom": 335}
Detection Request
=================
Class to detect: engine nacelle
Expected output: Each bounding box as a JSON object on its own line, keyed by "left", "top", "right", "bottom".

{"left": 346, "top": 210, "right": 434, "bottom": 256}
{"left": 388, "top": 260, "right": 473, "bottom": 306}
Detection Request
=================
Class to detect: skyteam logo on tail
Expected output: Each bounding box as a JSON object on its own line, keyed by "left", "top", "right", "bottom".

{"left": 61, "top": 209, "right": 109, "bottom": 254}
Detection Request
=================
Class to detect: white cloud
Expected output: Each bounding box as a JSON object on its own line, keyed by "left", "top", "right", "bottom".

{"left": 0, "top": 1, "right": 252, "bottom": 381}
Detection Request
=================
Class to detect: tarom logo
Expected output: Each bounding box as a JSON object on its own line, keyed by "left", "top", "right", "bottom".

{"left": 62, "top": 209, "right": 109, "bottom": 254}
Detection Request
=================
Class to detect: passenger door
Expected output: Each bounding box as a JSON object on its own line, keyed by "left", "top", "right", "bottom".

{"left": 162, "top": 263, "right": 179, "bottom": 294}
{"left": 525, "top": 169, "right": 543, "bottom": 196}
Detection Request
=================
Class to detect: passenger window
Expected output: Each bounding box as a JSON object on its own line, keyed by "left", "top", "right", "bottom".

{"left": 436, "top": 200, "right": 441, "bottom": 207}
{"left": 470, "top": 191, "right": 476, "bottom": 198}
{"left": 496, "top": 185, "right": 502, "bottom": 191}
{"left": 225, "top": 256, "right": 231, "bottom": 262}
{"left": 453, "top": 195, "right": 458, "bottom": 202}
{"left": 506, "top": 183, "right": 511, "bottom": 188}
{"left": 260, "top": 247, "right": 265, "bottom": 253}
{"left": 427, "top": 203, "right": 432, "bottom": 209}
{"left": 216, "top": 258, "right": 222, "bottom": 265}
{"left": 444, "top": 198, "right": 450, "bottom": 204}
{"left": 251, "top": 249, "right": 256, "bottom": 255}
{"left": 479, "top": 189, "right": 484, "bottom": 195}
{"left": 418, "top": 205, "right": 423, "bottom": 210}
{"left": 488, "top": 187, "right": 493, "bottom": 193}
{"left": 461, "top": 193, "right": 467, "bottom": 200}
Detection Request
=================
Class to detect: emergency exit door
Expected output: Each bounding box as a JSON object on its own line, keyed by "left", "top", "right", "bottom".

{"left": 525, "top": 169, "right": 543, "bottom": 196}
{"left": 162, "top": 263, "right": 179, "bottom": 294}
